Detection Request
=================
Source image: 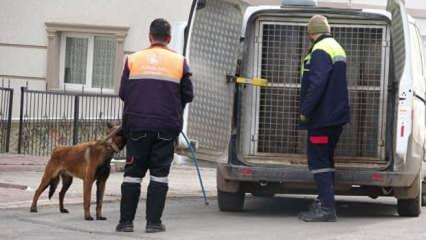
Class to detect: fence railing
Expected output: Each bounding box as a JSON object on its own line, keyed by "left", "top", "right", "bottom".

{"left": 17, "top": 87, "right": 124, "bottom": 157}
{"left": 0, "top": 87, "right": 13, "bottom": 153}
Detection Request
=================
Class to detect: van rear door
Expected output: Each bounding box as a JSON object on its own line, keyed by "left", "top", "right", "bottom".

{"left": 387, "top": 0, "right": 414, "bottom": 163}
{"left": 183, "top": 0, "right": 249, "bottom": 160}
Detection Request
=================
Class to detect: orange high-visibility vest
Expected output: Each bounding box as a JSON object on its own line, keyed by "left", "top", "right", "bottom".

{"left": 127, "top": 46, "right": 184, "bottom": 84}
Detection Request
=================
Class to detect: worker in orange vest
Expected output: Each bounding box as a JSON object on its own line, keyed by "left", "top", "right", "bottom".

{"left": 116, "top": 18, "right": 194, "bottom": 233}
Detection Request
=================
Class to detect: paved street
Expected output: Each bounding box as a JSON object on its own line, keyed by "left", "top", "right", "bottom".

{"left": 1, "top": 195, "right": 426, "bottom": 240}
{"left": 0, "top": 154, "right": 217, "bottom": 209}
{"left": 1, "top": 154, "right": 426, "bottom": 239}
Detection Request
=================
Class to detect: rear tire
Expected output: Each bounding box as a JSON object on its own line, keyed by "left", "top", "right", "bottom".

{"left": 397, "top": 198, "right": 421, "bottom": 217}
{"left": 218, "top": 191, "right": 245, "bottom": 212}
{"left": 397, "top": 175, "right": 422, "bottom": 217}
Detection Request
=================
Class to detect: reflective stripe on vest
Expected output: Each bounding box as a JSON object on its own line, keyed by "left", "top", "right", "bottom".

{"left": 301, "top": 37, "right": 347, "bottom": 76}
{"left": 127, "top": 46, "right": 184, "bottom": 84}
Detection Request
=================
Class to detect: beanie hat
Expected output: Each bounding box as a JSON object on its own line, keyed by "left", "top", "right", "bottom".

{"left": 307, "top": 15, "right": 331, "bottom": 34}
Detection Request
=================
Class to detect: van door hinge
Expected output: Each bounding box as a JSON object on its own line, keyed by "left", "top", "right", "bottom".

{"left": 255, "top": 36, "right": 262, "bottom": 43}
{"left": 383, "top": 40, "right": 390, "bottom": 47}
{"left": 251, "top": 134, "right": 257, "bottom": 142}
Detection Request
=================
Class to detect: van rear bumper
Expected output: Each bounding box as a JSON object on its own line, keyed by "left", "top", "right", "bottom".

{"left": 217, "top": 163, "right": 418, "bottom": 188}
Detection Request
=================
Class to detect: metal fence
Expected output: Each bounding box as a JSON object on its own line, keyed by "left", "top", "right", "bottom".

{"left": 17, "top": 87, "right": 124, "bottom": 157}
{"left": 250, "top": 21, "right": 388, "bottom": 159}
{"left": 0, "top": 87, "right": 13, "bottom": 153}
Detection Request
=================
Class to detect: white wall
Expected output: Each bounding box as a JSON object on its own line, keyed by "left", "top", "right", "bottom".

{"left": 246, "top": 0, "right": 424, "bottom": 7}
{"left": 415, "top": 18, "right": 426, "bottom": 36}
{"left": 0, "top": 0, "right": 193, "bottom": 51}
{"left": 0, "top": 46, "right": 46, "bottom": 78}
{"left": 0, "top": 0, "right": 425, "bottom": 119}
{"left": 1, "top": 0, "right": 424, "bottom": 82}
{"left": 0, "top": 0, "right": 193, "bottom": 119}
{"left": 406, "top": 0, "right": 426, "bottom": 9}
{"left": 0, "top": 0, "right": 193, "bottom": 86}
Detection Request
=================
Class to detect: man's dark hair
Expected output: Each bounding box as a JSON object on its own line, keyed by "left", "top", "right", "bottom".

{"left": 149, "top": 18, "right": 171, "bottom": 42}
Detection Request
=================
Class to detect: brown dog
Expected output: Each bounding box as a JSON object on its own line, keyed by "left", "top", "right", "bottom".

{"left": 30, "top": 123, "right": 126, "bottom": 220}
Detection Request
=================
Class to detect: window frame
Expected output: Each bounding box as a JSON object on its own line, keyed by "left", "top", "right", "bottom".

{"left": 45, "top": 22, "right": 129, "bottom": 93}
{"left": 59, "top": 33, "right": 118, "bottom": 93}
{"left": 59, "top": 33, "right": 93, "bottom": 91}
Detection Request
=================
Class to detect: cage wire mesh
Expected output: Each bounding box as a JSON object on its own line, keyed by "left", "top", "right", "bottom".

{"left": 253, "top": 22, "right": 386, "bottom": 158}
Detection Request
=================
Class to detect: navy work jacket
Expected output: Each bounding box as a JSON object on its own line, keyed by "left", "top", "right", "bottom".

{"left": 300, "top": 34, "right": 350, "bottom": 129}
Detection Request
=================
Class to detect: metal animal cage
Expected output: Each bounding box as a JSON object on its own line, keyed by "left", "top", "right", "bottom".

{"left": 246, "top": 20, "right": 389, "bottom": 159}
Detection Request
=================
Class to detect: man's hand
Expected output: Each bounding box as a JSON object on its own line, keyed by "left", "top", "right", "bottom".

{"left": 299, "top": 114, "right": 307, "bottom": 123}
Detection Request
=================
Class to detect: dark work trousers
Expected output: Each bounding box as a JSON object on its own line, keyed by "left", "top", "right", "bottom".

{"left": 307, "top": 126, "right": 343, "bottom": 209}
{"left": 119, "top": 131, "right": 175, "bottom": 225}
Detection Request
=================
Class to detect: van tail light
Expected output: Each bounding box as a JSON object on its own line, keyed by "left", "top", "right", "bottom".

{"left": 400, "top": 125, "right": 405, "bottom": 137}
{"left": 241, "top": 169, "right": 254, "bottom": 175}
{"left": 372, "top": 173, "right": 384, "bottom": 181}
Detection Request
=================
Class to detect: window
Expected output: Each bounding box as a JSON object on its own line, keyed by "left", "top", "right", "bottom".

{"left": 45, "top": 23, "right": 129, "bottom": 93}
{"left": 60, "top": 34, "right": 116, "bottom": 91}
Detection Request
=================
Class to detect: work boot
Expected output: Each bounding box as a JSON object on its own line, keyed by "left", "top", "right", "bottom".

{"left": 145, "top": 222, "right": 166, "bottom": 233}
{"left": 118, "top": 182, "right": 141, "bottom": 230}
{"left": 146, "top": 181, "right": 168, "bottom": 225}
{"left": 298, "top": 206, "right": 337, "bottom": 222}
{"left": 308, "top": 198, "right": 321, "bottom": 211}
{"left": 115, "top": 222, "right": 134, "bottom": 232}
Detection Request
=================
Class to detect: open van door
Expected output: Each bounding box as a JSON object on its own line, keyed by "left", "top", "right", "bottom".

{"left": 387, "top": 0, "right": 414, "bottom": 164}
{"left": 182, "top": 0, "right": 250, "bottom": 161}
{"left": 388, "top": 0, "right": 426, "bottom": 217}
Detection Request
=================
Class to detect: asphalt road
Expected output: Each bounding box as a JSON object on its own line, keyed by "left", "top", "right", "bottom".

{"left": 1, "top": 195, "right": 426, "bottom": 240}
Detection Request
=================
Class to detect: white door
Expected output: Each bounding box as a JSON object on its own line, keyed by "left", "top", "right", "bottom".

{"left": 183, "top": 0, "right": 249, "bottom": 160}
{"left": 387, "top": 0, "right": 415, "bottom": 162}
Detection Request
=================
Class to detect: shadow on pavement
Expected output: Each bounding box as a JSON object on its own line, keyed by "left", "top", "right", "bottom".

{"left": 237, "top": 195, "right": 398, "bottom": 219}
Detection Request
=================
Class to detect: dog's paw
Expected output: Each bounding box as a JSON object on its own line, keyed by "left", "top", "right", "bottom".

{"left": 60, "top": 208, "right": 69, "bottom": 214}
{"left": 96, "top": 216, "right": 107, "bottom": 221}
{"left": 85, "top": 216, "right": 94, "bottom": 221}
{"left": 30, "top": 207, "right": 37, "bottom": 213}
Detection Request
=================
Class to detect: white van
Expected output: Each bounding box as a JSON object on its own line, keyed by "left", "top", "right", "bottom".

{"left": 182, "top": 0, "right": 426, "bottom": 217}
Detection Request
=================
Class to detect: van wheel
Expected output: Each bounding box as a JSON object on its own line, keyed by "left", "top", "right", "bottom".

{"left": 397, "top": 197, "right": 421, "bottom": 217}
{"left": 397, "top": 176, "right": 422, "bottom": 217}
{"left": 218, "top": 191, "right": 245, "bottom": 212}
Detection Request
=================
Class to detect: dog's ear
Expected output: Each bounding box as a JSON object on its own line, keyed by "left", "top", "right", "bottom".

{"left": 106, "top": 122, "right": 114, "bottom": 129}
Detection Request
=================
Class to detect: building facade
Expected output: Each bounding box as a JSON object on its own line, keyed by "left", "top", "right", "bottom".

{"left": 1, "top": 0, "right": 425, "bottom": 118}
{"left": 0, "top": 0, "right": 193, "bottom": 117}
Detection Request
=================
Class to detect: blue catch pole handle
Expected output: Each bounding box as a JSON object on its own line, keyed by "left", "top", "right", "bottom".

{"left": 181, "top": 132, "right": 209, "bottom": 206}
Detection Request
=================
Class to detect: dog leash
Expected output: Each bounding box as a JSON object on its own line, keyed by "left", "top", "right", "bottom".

{"left": 100, "top": 127, "right": 122, "bottom": 143}
{"left": 181, "top": 132, "right": 209, "bottom": 206}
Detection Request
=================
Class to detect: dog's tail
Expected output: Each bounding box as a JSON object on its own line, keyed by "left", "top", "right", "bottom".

{"left": 48, "top": 176, "right": 60, "bottom": 199}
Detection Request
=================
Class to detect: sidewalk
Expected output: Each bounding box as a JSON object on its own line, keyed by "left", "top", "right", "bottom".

{"left": 0, "top": 153, "right": 217, "bottom": 209}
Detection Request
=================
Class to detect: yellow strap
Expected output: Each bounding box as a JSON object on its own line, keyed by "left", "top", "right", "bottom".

{"left": 236, "top": 77, "right": 268, "bottom": 87}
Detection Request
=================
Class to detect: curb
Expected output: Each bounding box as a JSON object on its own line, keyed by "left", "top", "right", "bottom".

{"left": 0, "top": 182, "right": 28, "bottom": 190}
{"left": 0, "top": 162, "right": 126, "bottom": 173}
